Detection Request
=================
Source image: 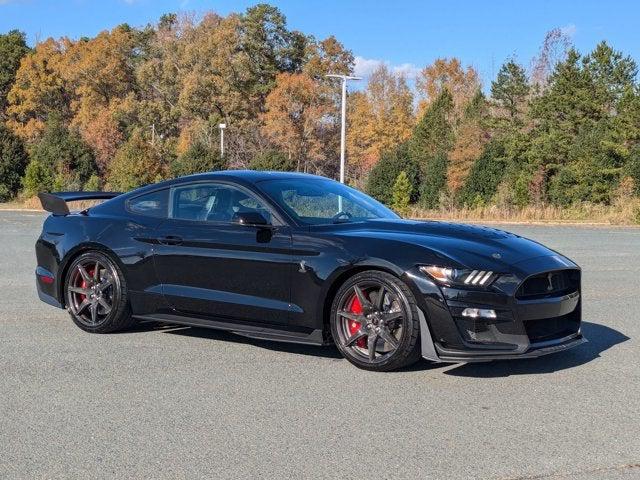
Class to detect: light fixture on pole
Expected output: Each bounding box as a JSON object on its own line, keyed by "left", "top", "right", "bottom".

{"left": 325, "top": 74, "right": 361, "bottom": 184}
{"left": 219, "top": 123, "right": 226, "bottom": 158}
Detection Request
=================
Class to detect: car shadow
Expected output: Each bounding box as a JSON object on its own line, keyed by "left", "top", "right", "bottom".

{"left": 123, "top": 320, "right": 626, "bottom": 375}
{"left": 132, "top": 321, "right": 345, "bottom": 359}
{"left": 442, "top": 321, "right": 629, "bottom": 378}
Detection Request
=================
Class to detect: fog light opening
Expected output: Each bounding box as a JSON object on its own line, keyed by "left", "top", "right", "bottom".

{"left": 461, "top": 308, "right": 497, "bottom": 319}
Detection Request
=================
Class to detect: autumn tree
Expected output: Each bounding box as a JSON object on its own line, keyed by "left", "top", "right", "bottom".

{"left": 346, "top": 65, "right": 414, "bottom": 173}
{"left": 261, "top": 72, "right": 330, "bottom": 173}
{"left": 61, "top": 26, "right": 137, "bottom": 172}
{"left": 7, "top": 38, "right": 72, "bottom": 141}
{"left": 448, "top": 90, "right": 489, "bottom": 192}
{"left": 416, "top": 58, "right": 480, "bottom": 119}
{"left": 531, "top": 28, "right": 573, "bottom": 89}
{"left": 303, "top": 36, "right": 353, "bottom": 79}
{"left": 0, "top": 30, "right": 30, "bottom": 120}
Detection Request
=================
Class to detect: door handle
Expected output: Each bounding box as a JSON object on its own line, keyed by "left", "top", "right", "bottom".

{"left": 158, "top": 235, "right": 183, "bottom": 246}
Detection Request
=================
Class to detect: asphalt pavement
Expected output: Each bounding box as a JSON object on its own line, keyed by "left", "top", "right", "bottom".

{"left": 1, "top": 210, "right": 639, "bottom": 479}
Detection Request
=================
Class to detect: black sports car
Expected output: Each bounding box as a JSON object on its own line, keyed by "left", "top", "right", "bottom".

{"left": 35, "top": 171, "right": 585, "bottom": 371}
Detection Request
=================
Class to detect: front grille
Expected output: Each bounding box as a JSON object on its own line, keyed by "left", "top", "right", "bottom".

{"left": 516, "top": 269, "right": 580, "bottom": 299}
{"left": 524, "top": 310, "right": 580, "bottom": 344}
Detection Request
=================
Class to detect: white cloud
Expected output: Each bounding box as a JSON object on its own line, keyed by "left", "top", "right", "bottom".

{"left": 560, "top": 23, "right": 577, "bottom": 37}
{"left": 353, "top": 56, "right": 421, "bottom": 80}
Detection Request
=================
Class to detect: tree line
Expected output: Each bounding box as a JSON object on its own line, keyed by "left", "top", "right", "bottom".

{"left": 0, "top": 5, "right": 639, "bottom": 214}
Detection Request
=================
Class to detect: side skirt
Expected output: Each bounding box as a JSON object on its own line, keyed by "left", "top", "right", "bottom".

{"left": 133, "top": 313, "right": 329, "bottom": 346}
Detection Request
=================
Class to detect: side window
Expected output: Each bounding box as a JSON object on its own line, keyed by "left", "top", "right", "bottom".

{"left": 128, "top": 189, "right": 169, "bottom": 218}
{"left": 170, "top": 183, "right": 272, "bottom": 224}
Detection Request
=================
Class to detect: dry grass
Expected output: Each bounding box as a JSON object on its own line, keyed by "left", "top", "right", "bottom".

{"left": 3, "top": 196, "right": 640, "bottom": 226}
{"left": 410, "top": 199, "right": 640, "bottom": 226}
{"left": 0, "top": 196, "right": 106, "bottom": 212}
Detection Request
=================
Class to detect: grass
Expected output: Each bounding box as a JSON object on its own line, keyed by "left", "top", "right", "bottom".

{"left": 2, "top": 196, "right": 640, "bottom": 225}
{"left": 0, "top": 196, "right": 104, "bottom": 212}
{"left": 410, "top": 199, "right": 640, "bottom": 225}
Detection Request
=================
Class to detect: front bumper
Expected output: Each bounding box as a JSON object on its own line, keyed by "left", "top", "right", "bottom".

{"left": 406, "top": 262, "right": 587, "bottom": 362}
{"left": 434, "top": 333, "right": 587, "bottom": 362}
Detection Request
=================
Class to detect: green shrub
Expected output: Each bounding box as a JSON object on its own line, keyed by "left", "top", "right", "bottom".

{"left": 84, "top": 174, "right": 100, "bottom": 191}
{"left": 366, "top": 142, "right": 419, "bottom": 205}
{"left": 23, "top": 157, "right": 54, "bottom": 196}
{"left": 107, "top": 133, "right": 165, "bottom": 191}
{"left": 391, "top": 171, "right": 411, "bottom": 216}
{"left": 171, "top": 142, "right": 226, "bottom": 177}
{"left": 249, "top": 149, "right": 295, "bottom": 171}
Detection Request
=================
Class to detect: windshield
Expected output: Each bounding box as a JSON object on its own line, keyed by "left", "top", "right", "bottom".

{"left": 258, "top": 178, "right": 400, "bottom": 225}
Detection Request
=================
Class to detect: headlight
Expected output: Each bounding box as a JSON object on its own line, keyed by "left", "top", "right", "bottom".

{"left": 419, "top": 265, "right": 496, "bottom": 287}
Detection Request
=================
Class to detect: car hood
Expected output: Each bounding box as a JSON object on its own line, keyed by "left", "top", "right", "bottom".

{"left": 329, "top": 219, "right": 575, "bottom": 272}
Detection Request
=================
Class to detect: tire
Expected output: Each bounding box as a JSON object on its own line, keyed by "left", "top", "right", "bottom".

{"left": 64, "top": 251, "right": 136, "bottom": 333}
{"left": 330, "top": 270, "right": 422, "bottom": 371}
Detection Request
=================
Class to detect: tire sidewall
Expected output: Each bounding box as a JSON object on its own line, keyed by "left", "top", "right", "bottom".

{"left": 64, "top": 251, "right": 128, "bottom": 333}
{"left": 330, "top": 270, "right": 421, "bottom": 371}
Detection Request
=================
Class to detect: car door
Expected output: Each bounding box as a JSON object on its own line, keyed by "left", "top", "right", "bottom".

{"left": 152, "top": 181, "right": 293, "bottom": 325}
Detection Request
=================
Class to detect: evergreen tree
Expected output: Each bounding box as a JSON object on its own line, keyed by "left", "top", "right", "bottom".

{"left": 23, "top": 118, "right": 97, "bottom": 194}
{"left": 0, "top": 30, "right": 30, "bottom": 118}
{"left": 391, "top": 170, "right": 411, "bottom": 216}
{"left": 409, "top": 89, "right": 454, "bottom": 207}
{"left": 366, "top": 141, "right": 420, "bottom": 205}
{"left": 459, "top": 142, "right": 507, "bottom": 206}
{"left": 0, "top": 124, "right": 28, "bottom": 200}
{"left": 420, "top": 153, "right": 448, "bottom": 208}
{"left": 491, "top": 60, "right": 530, "bottom": 124}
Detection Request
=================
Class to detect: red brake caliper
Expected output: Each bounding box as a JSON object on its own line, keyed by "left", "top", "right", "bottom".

{"left": 77, "top": 267, "right": 95, "bottom": 303}
{"left": 347, "top": 295, "right": 367, "bottom": 348}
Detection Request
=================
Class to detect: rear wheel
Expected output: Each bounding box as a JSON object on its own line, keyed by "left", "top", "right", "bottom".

{"left": 330, "top": 270, "right": 421, "bottom": 371}
{"left": 65, "top": 251, "right": 136, "bottom": 333}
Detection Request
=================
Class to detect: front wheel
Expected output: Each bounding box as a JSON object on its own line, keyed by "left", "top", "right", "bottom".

{"left": 330, "top": 270, "right": 422, "bottom": 371}
{"left": 65, "top": 251, "right": 136, "bottom": 333}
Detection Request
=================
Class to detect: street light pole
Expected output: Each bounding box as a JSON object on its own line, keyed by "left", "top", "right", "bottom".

{"left": 325, "top": 74, "right": 361, "bottom": 184}
{"left": 219, "top": 123, "right": 226, "bottom": 158}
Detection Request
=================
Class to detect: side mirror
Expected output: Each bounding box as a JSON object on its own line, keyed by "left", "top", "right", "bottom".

{"left": 234, "top": 211, "right": 270, "bottom": 227}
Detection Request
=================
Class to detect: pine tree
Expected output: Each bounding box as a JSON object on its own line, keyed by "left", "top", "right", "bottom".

{"left": 391, "top": 170, "right": 411, "bottom": 216}
{"left": 491, "top": 60, "right": 530, "bottom": 124}
{"left": 0, "top": 30, "right": 30, "bottom": 119}
{"left": 410, "top": 89, "right": 454, "bottom": 207}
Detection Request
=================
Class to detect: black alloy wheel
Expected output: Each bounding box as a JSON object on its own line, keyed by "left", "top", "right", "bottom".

{"left": 331, "top": 270, "right": 421, "bottom": 371}
{"left": 65, "top": 251, "right": 135, "bottom": 333}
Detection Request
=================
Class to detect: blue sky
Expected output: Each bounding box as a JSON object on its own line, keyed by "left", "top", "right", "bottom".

{"left": 1, "top": 0, "right": 639, "bottom": 88}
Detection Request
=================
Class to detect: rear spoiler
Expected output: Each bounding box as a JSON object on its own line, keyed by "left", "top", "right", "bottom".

{"left": 38, "top": 191, "right": 121, "bottom": 216}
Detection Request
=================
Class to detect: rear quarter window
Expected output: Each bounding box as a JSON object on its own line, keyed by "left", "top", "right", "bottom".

{"left": 127, "top": 189, "right": 169, "bottom": 218}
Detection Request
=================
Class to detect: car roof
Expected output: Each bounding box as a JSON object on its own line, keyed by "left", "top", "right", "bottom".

{"left": 107, "top": 170, "right": 335, "bottom": 203}
{"left": 178, "top": 170, "right": 330, "bottom": 183}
